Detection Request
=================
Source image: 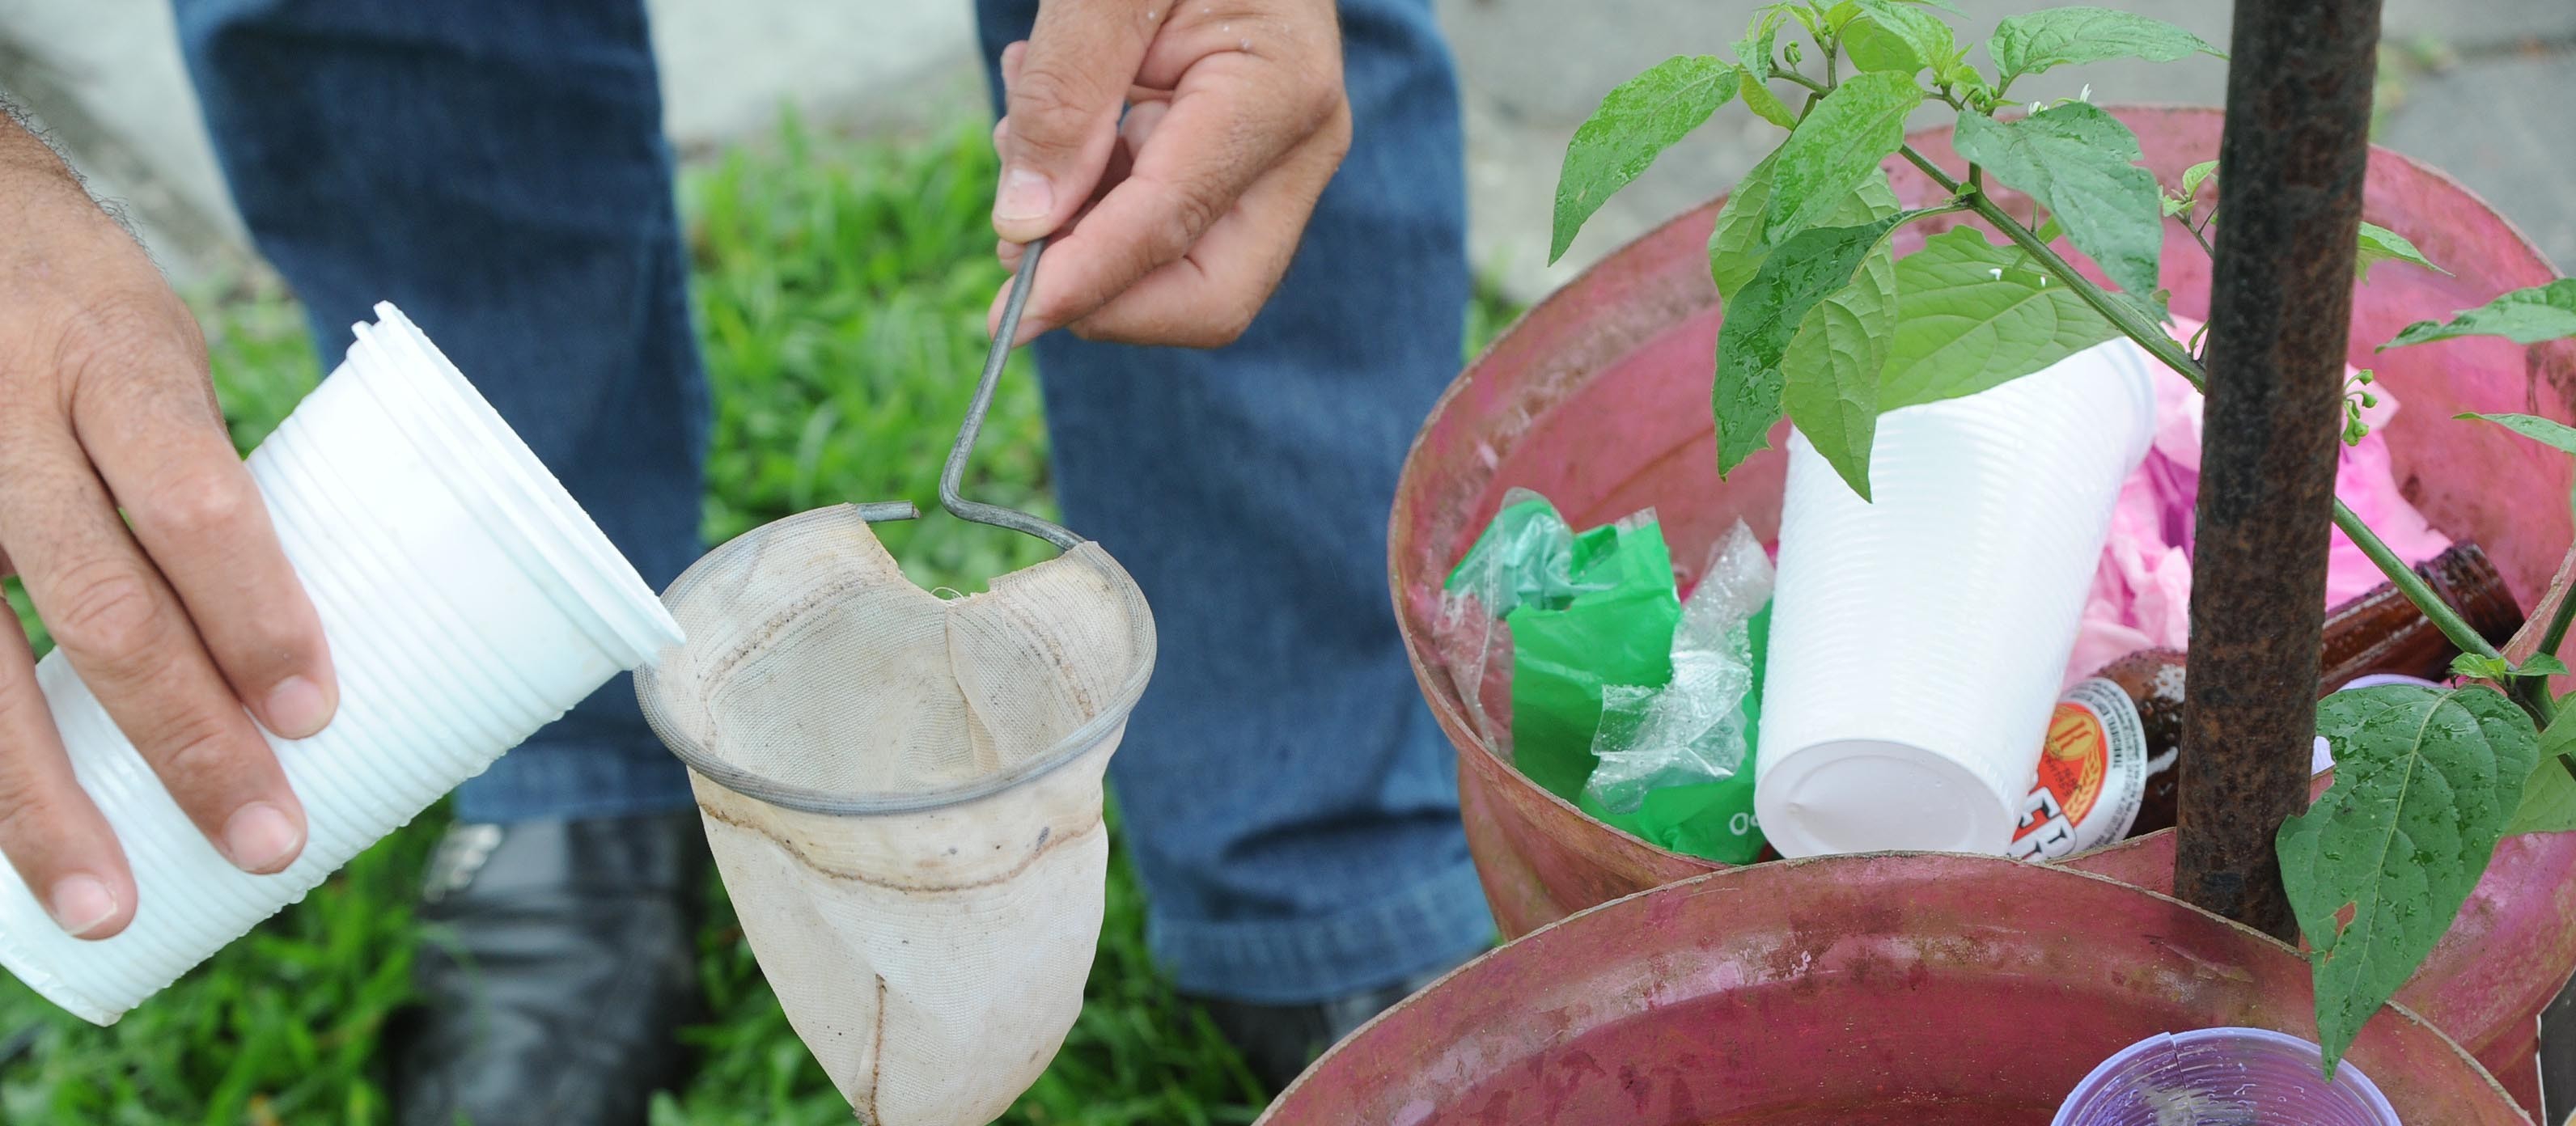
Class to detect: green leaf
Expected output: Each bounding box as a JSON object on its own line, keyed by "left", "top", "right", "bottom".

{"left": 2465, "top": 408, "right": 2576, "bottom": 526}
{"left": 1877, "top": 226, "right": 2121, "bottom": 409}
{"left": 1736, "top": 6, "right": 1787, "bottom": 80}
{"left": 1739, "top": 70, "right": 1799, "bottom": 129}
{"left": 1989, "top": 6, "right": 2223, "bottom": 88}
{"left": 1710, "top": 151, "right": 1784, "bottom": 303}
{"left": 2280, "top": 684, "right": 2538, "bottom": 1072}
{"left": 2523, "top": 654, "right": 2572, "bottom": 677}
{"left": 1551, "top": 57, "right": 1739, "bottom": 265}
{"left": 1841, "top": 18, "right": 1919, "bottom": 73}
{"left": 1782, "top": 257, "right": 1897, "bottom": 499}
{"left": 1954, "top": 103, "right": 2164, "bottom": 299}
{"left": 2506, "top": 756, "right": 2576, "bottom": 836}
{"left": 1781, "top": 192, "right": 1903, "bottom": 499}
{"left": 1714, "top": 210, "right": 1925, "bottom": 476}
{"left": 1762, "top": 72, "right": 1923, "bottom": 245}
{"left": 1845, "top": 0, "right": 1955, "bottom": 74}
{"left": 1940, "top": 60, "right": 1996, "bottom": 108}
{"left": 2383, "top": 279, "right": 2576, "bottom": 349}
{"left": 1710, "top": 156, "right": 1900, "bottom": 304}
{"left": 2355, "top": 222, "right": 2450, "bottom": 282}
{"left": 2453, "top": 652, "right": 2514, "bottom": 682}
{"left": 2506, "top": 713, "right": 2576, "bottom": 835}
{"left": 2163, "top": 162, "right": 2214, "bottom": 218}
{"left": 2179, "top": 159, "right": 2218, "bottom": 199}
{"left": 2459, "top": 411, "right": 2576, "bottom": 456}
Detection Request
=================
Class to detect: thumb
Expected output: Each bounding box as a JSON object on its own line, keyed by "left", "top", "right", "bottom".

{"left": 993, "top": 3, "right": 1156, "bottom": 243}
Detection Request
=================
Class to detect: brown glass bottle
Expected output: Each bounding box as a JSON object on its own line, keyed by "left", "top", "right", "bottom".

{"left": 2098, "top": 649, "right": 2188, "bottom": 837}
{"left": 2012, "top": 652, "right": 2176, "bottom": 861}
{"left": 2320, "top": 541, "right": 2523, "bottom": 692}
{"left": 2052, "top": 542, "right": 2523, "bottom": 843}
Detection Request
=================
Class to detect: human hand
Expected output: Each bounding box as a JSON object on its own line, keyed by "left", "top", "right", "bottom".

{"left": 987, "top": 0, "right": 1352, "bottom": 348}
{"left": 0, "top": 117, "right": 337, "bottom": 940}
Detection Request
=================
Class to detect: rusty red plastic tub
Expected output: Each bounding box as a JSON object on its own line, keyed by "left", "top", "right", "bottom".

{"left": 1391, "top": 106, "right": 2576, "bottom": 1106}
{"left": 1256, "top": 855, "right": 2527, "bottom": 1125}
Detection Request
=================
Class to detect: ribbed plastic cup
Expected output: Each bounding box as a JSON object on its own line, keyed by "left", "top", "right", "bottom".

{"left": 0, "top": 303, "right": 682, "bottom": 1024}
{"left": 2340, "top": 673, "right": 2445, "bottom": 691}
{"left": 2054, "top": 1027, "right": 2401, "bottom": 1125}
{"left": 1755, "top": 341, "right": 2159, "bottom": 857}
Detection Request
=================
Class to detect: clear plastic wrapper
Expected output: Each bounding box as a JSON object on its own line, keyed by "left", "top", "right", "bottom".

{"left": 1585, "top": 522, "right": 1773, "bottom": 814}
{"left": 1441, "top": 491, "right": 1678, "bottom": 798}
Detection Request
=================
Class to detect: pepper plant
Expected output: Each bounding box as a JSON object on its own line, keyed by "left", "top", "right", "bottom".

{"left": 1548, "top": 0, "right": 2576, "bottom": 1073}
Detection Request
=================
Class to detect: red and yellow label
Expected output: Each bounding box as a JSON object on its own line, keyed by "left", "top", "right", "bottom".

{"left": 2036, "top": 704, "right": 2110, "bottom": 826}
{"left": 2010, "top": 679, "right": 2147, "bottom": 862}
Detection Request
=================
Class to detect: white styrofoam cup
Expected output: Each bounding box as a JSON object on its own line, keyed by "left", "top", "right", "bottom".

{"left": 0, "top": 303, "right": 681, "bottom": 1023}
{"left": 1755, "top": 340, "right": 2159, "bottom": 857}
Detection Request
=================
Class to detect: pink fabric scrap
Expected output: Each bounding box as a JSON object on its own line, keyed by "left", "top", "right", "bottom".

{"left": 2063, "top": 317, "right": 2452, "bottom": 686}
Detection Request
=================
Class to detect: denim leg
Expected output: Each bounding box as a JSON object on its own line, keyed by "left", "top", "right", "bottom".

{"left": 174, "top": 0, "right": 707, "bottom": 823}
{"left": 974, "top": 0, "right": 1491, "bottom": 1003}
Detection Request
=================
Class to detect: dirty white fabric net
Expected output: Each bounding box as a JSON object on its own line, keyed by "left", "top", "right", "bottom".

{"left": 636, "top": 504, "right": 1155, "bottom": 1125}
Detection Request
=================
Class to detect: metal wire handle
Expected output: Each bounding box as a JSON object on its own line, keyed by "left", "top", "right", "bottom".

{"left": 859, "top": 237, "right": 1083, "bottom": 550}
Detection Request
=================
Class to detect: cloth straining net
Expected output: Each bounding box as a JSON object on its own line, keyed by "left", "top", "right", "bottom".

{"left": 636, "top": 505, "right": 1155, "bottom": 1125}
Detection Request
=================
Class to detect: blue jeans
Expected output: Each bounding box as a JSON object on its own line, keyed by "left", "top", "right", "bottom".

{"left": 176, "top": 0, "right": 1489, "bottom": 1004}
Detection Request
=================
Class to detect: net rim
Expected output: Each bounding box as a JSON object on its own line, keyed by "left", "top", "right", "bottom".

{"left": 633, "top": 504, "right": 1157, "bottom": 816}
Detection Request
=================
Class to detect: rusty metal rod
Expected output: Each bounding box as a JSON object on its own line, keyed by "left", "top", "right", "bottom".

{"left": 2173, "top": 0, "right": 2385, "bottom": 940}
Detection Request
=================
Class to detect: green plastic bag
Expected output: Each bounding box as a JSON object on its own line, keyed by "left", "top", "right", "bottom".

{"left": 1444, "top": 493, "right": 1769, "bottom": 863}
{"left": 1579, "top": 604, "right": 1770, "bottom": 864}
{"left": 1444, "top": 496, "right": 1598, "bottom": 618}
{"left": 1502, "top": 519, "right": 1681, "bottom": 800}
{"left": 1444, "top": 493, "right": 1680, "bottom": 805}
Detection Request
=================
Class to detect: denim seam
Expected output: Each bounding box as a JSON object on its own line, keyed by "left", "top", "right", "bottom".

{"left": 1147, "top": 857, "right": 1493, "bottom": 1005}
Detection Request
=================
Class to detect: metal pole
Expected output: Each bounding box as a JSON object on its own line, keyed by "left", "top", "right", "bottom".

{"left": 2173, "top": 0, "right": 2384, "bottom": 940}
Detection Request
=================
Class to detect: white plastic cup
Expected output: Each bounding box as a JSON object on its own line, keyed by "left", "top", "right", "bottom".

{"left": 0, "top": 303, "right": 682, "bottom": 1024}
{"left": 1755, "top": 340, "right": 2159, "bottom": 857}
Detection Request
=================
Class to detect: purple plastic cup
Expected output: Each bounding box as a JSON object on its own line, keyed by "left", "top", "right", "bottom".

{"left": 2337, "top": 674, "right": 2446, "bottom": 692}
{"left": 2053, "top": 1027, "right": 2401, "bottom": 1125}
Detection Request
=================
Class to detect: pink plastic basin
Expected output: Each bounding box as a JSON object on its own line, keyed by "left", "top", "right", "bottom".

{"left": 1257, "top": 855, "right": 2530, "bottom": 1124}
{"left": 1390, "top": 106, "right": 2576, "bottom": 1110}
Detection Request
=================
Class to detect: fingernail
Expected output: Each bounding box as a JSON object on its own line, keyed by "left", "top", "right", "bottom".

{"left": 223, "top": 802, "right": 303, "bottom": 873}
{"left": 995, "top": 167, "right": 1053, "bottom": 224}
{"left": 265, "top": 675, "right": 330, "bottom": 739}
{"left": 47, "top": 874, "right": 117, "bottom": 938}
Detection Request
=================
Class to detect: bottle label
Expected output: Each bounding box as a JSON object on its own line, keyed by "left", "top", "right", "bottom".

{"left": 2010, "top": 678, "right": 2149, "bottom": 862}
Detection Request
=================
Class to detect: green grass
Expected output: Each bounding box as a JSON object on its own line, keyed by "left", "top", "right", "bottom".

{"left": 0, "top": 113, "right": 1517, "bottom": 1124}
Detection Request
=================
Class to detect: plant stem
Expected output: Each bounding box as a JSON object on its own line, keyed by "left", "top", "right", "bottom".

{"left": 2330, "top": 498, "right": 2505, "bottom": 663}
{"left": 1778, "top": 68, "right": 1828, "bottom": 93}
{"left": 2541, "top": 577, "right": 2576, "bottom": 661}
{"left": 2185, "top": 215, "right": 2216, "bottom": 258}
{"left": 1897, "top": 140, "right": 2547, "bottom": 723}
{"left": 2515, "top": 583, "right": 2576, "bottom": 724}
{"left": 2517, "top": 680, "right": 2557, "bottom": 727}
